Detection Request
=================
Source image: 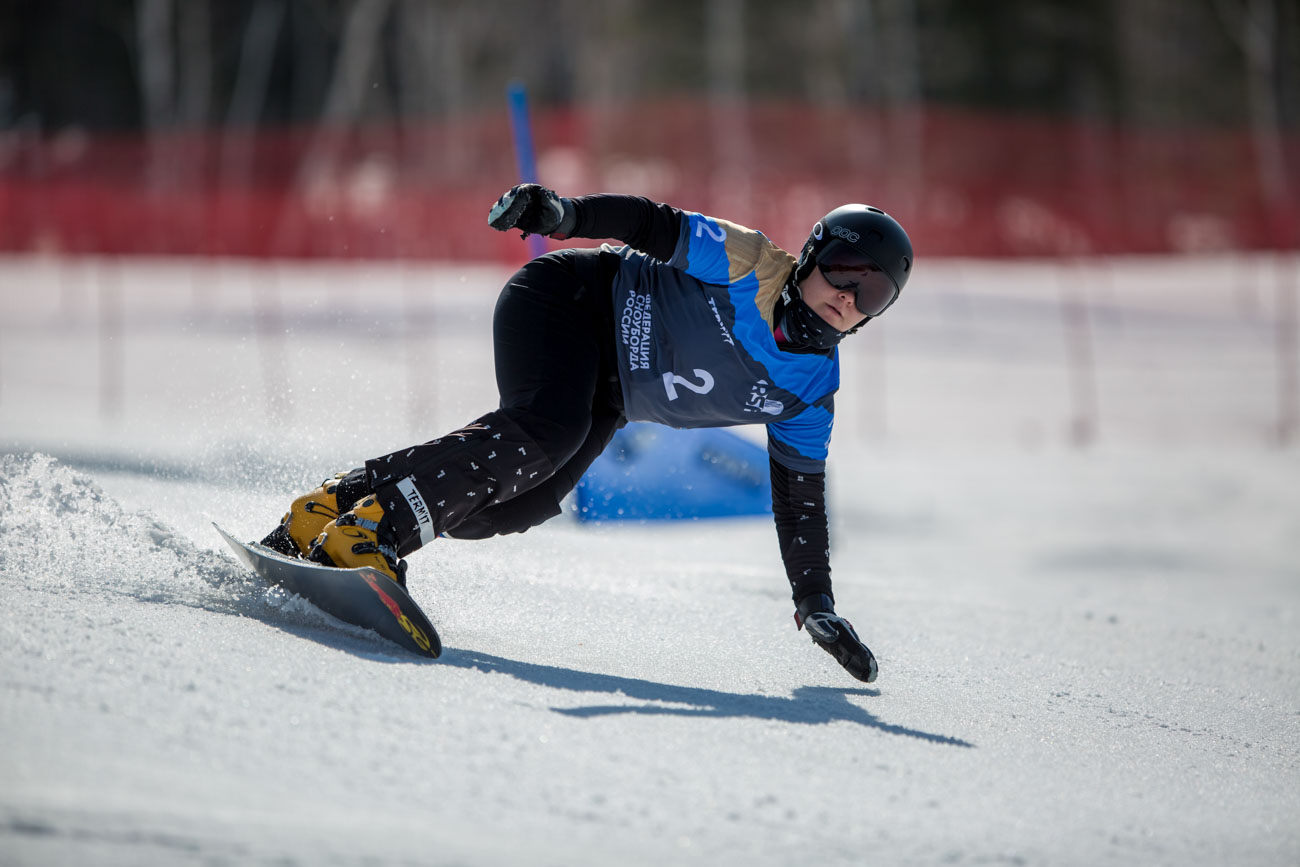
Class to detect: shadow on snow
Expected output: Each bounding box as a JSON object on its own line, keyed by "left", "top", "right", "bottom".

{"left": 235, "top": 611, "right": 973, "bottom": 747}
{"left": 441, "top": 648, "right": 975, "bottom": 747}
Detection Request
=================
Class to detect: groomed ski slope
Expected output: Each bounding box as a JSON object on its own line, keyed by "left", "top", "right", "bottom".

{"left": 1, "top": 255, "right": 1298, "bottom": 866}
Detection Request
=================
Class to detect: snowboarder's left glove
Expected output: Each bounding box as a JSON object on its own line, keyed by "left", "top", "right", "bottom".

{"left": 795, "top": 593, "right": 879, "bottom": 683}
{"left": 488, "top": 183, "right": 576, "bottom": 239}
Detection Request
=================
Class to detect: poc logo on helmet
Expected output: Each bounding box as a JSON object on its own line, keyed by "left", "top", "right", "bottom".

{"left": 831, "top": 225, "right": 861, "bottom": 243}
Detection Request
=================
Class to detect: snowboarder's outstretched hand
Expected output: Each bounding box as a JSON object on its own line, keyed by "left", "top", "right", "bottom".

{"left": 795, "top": 593, "right": 879, "bottom": 683}
{"left": 488, "top": 183, "right": 575, "bottom": 239}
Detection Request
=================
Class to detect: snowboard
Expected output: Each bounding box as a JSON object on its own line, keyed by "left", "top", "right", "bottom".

{"left": 214, "top": 523, "right": 441, "bottom": 658}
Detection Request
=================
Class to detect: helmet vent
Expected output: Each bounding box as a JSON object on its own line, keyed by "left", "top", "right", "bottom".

{"left": 867, "top": 206, "right": 884, "bottom": 214}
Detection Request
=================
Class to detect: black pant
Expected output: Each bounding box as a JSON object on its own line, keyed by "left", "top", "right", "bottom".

{"left": 366, "top": 249, "right": 626, "bottom": 552}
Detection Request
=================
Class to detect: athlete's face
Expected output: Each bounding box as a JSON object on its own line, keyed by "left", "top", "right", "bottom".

{"left": 799, "top": 267, "right": 869, "bottom": 333}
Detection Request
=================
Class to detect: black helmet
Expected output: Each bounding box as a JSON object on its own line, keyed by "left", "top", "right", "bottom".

{"left": 779, "top": 204, "right": 913, "bottom": 350}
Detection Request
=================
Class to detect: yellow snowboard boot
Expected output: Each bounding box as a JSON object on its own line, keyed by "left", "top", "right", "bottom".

{"left": 260, "top": 473, "right": 349, "bottom": 558}
{"left": 308, "top": 495, "right": 407, "bottom": 587}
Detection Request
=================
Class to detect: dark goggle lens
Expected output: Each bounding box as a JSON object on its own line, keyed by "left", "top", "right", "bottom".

{"left": 817, "top": 243, "right": 899, "bottom": 317}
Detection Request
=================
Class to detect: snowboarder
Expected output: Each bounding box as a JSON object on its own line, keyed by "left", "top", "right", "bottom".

{"left": 259, "top": 185, "right": 912, "bottom": 683}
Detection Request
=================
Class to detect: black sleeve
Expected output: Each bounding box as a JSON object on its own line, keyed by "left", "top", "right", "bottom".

{"left": 769, "top": 455, "right": 833, "bottom": 605}
{"left": 567, "top": 194, "right": 684, "bottom": 263}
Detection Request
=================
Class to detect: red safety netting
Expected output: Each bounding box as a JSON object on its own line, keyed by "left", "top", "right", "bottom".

{"left": 1, "top": 100, "right": 1296, "bottom": 261}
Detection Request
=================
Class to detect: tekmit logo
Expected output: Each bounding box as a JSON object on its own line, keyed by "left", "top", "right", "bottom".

{"left": 707, "top": 297, "right": 734, "bottom": 347}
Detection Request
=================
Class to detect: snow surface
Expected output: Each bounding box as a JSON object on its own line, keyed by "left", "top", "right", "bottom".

{"left": 1, "top": 254, "right": 1298, "bottom": 866}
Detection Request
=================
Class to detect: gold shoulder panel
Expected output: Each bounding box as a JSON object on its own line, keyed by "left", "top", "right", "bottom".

{"left": 714, "top": 219, "right": 797, "bottom": 329}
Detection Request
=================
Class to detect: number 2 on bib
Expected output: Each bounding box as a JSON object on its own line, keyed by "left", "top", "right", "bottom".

{"left": 662, "top": 368, "right": 715, "bottom": 400}
{"left": 694, "top": 220, "right": 727, "bottom": 242}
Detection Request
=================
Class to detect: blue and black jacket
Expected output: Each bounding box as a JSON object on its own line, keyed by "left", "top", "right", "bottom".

{"left": 568, "top": 195, "right": 836, "bottom": 603}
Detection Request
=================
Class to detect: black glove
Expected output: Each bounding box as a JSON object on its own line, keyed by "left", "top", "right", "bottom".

{"left": 795, "top": 593, "right": 879, "bottom": 683}
{"left": 487, "top": 183, "right": 575, "bottom": 239}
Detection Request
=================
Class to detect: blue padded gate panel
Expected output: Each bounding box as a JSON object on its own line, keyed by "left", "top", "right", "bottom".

{"left": 573, "top": 424, "right": 771, "bottom": 522}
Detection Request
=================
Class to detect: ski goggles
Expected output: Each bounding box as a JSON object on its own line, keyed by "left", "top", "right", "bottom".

{"left": 817, "top": 241, "right": 900, "bottom": 318}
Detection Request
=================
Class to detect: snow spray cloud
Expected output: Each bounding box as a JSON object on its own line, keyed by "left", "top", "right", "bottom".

{"left": 0, "top": 453, "right": 263, "bottom": 616}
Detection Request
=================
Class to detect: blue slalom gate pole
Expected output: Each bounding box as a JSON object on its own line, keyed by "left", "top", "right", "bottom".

{"left": 507, "top": 81, "right": 547, "bottom": 260}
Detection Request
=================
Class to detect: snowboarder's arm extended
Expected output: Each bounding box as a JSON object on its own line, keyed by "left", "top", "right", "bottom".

{"left": 487, "top": 185, "right": 791, "bottom": 289}
{"left": 563, "top": 194, "right": 684, "bottom": 262}
{"left": 571, "top": 200, "right": 792, "bottom": 294}
{"left": 769, "top": 455, "right": 833, "bottom": 604}
{"left": 487, "top": 184, "right": 684, "bottom": 262}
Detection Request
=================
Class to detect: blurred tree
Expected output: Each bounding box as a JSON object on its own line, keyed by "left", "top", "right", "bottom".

{"left": 3, "top": 0, "right": 141, "bottom": 130}
{"left": 1212, "top": 0, "right": 1292, "bottom": 222}
{"left": 0, "top": 0, "right": 1296, "bottom": 132}
{"left": 177, "top": 0, "right": 213, "bottom": 127}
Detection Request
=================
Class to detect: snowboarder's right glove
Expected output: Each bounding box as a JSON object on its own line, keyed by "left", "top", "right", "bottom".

{"left": 488, "top": 183, "right": 576, "bottom": 239}
{"left": 795, "top": 593, "right": 879, "bottom": 683}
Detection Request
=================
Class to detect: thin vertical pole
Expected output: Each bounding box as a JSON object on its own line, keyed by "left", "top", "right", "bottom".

{"left": 256, "top": 266, "right": 290, "bottom": 424}
{"left": 405, "top": 264, "right": 436, "bottom": 438}
{"left": 507, "top": 80, "right": 547, "bottom": 260}
{"left": 99, "top": 259, "right": 124, "bottom": 420}
{"left": 1276, "top": 254, "right": 1298, "bottom": 446}
{"left": 856, "top": 325, "right": 888, "bottom": 445}
{"left": 1060, "top": 262, "right": 1098, "bottom": 447}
